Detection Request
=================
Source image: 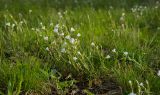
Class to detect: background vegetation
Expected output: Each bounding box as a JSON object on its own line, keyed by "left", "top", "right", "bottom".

{"left": 0, "top": 0, "right": 160, "bottom": 95}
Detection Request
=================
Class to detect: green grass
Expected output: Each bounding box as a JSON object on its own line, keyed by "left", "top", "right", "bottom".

{"left": 0, "top": 0, "right": 160, "bottom": 95}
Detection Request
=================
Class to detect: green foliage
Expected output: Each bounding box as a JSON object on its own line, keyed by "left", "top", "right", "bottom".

{"left": 0, "top": 0, "right": 160, "bottom": 94}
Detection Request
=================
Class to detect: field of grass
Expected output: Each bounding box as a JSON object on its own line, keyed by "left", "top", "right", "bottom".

{"left": 0, "top": 0, "right": 160, "bottom": 95}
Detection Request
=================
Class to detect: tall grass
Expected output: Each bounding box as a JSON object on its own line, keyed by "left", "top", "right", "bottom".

{"left": 0, "top": 0, "right": 160, "bottom": 94}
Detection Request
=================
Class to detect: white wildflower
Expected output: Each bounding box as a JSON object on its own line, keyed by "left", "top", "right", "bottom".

{"left": 44, "top": 36, "right": 48, "bottom": 41}
{"left": 128, "top": 92, "right": 136, "bottom": 95}
{"left": 157, "top": 70, "right": 160, "bottom": 77}
{"left": 120, "top": 16, "right": 125, "bottom": 21}
{"left": 156, "top": 1, "right": 159, "bottom": 4}
{"left": 50, "top": 23, "right": 53, "bottom": 26}
{"left": 20, "top": 21, "right": 23, "bottom": 24}
{"left": 58, "top": 12, "right": 63, "bottom": 18}
{"left": 61, "top": 48, "right": 66, "bottom": 53}
{"left": 51, "top": 41, "right": 56, "bottom": 45}
{"left": 36, "top": 28, "right": 40, "bottom": 32}
{"left": 129, "top": 80, "right": 132, "bottom": 84}
{"left": 54, "top": 24, "right": 59, "bottom": 33}
{"left": 105, "top": 55, "right": 111, "bottom": 59}
{"left": 29, "top": 9, "right": 32, "bottom": 13}
{"left": 124, "top": 52, "right": 128, "bottom": 56}
{"left": 40, "top": 22, "right": 43, "bottom": 25}
{"left": 91, "top": 42, "right": 95, "bottom": 46}
{"left": 70, "top": 38, "right": 75, "bottom": 44}
{"left": 54, "top": 28, "right": 58, "bottom": 33}
{"left": 77, "top": 51, "right": 81, "bottom": 55}
{"left": 69, "top": 61, "right": 71, "bottom": 64}
{"left": 62, "top": 42, "right": 67, "bottom": 46}
{"left": 42, "top": 26, "right": 45, "bottom": 30}
{"left": 12, "top": 24, "right": 15, "bottom": 28}
{"left": 112, "top": 48, "right": 116, "bottom": 53}
{"left": 71, "top": 27, "right": 75, "bottom": 32}
{"left": 77, "top": 33, "right": 81, "bottom": 37}
{"left": 139, "top": 83, "right": 144, "bottom": 86}
{"left": 122, "top": 12, "right": 125, "bottom": 16}
{"left": 46, "top": 47, "right": 49, "bottom": 51}
{"left": 155, "top": 6, "right": 158, "bottom": 9}
{"left": 31, "top": 28, "right": 35, "bottom": 31}
{"left": 60, "top": 33, "right": 64, "bottom": 36}
{"left": 65, "top": 35, "right": 71, "bottom": 40}
{"left": 6, "top": 22, "right": 11, "bottom": 26}
{"left": 64, "top": 10, "right": 68, "bottom": 14}
{"left": 73, "top": 46, "right": 77, "bottom": 49}
{"left": 73, "top": 57, "right": 77, "bottom": 61}
{"left": 58, "top": 12, "right": 62, "bottom": 16}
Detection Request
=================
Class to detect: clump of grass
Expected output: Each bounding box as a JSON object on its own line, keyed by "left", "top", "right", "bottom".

{"left": 0, "top": 0, "right": 160, "bottom": 94}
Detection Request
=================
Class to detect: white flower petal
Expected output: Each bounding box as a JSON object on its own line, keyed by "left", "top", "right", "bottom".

{"left": 71, "top": 27, "right": 75, "bottom": 32}
{"left": 44, "top": 36, "right": 48, "bottom": 41}
{"left": 106, "top": 55, "right": 111, "bottom": 59}
{"left": 112, "top": 49, "right": 116, "bottom": 53}
{"left": 77, "top": 33, "right": 81, "bottom": 37}
{"left": 73, "top": 57, "right": 77, "bottom": 61}
{"left": 128, "top": 92, "right": 136, "bottom": 95}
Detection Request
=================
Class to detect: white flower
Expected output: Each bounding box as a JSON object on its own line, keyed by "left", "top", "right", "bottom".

{"left": 64, "top": 10, "right": 68, "bottom": 14}
{"left": 44, "top": 36, "right": 48, "bottom": 41}
{"left": 58, "top": 12, "right": 61, "bottom": 15}
{"left": 61, "top": 48, "right": 66, "bottom": 53}
{"left": 128, "top": 92, "right": 136, "bottom": 95}
{"left": 73, "top": 57, "right": 77, "bottom": 61}
{"left": 155, "top": 6, "right": 158, "bottom": 9}
{"left": 31, "top": 28, "right": 35, "bottom": 31}
{"left": 62, "top": 42, "right": 67, "bottom": 46}
{"left": 29, "top": 9, "right": 32, "bottom": 13}
{"left": 51, "top": 41, "right": 56, "bottom": 45}
{"left": 120, "top": 16, "right": 125, "bottom": 21}
{"left": 42, "top": 26, "right": 45, "bottom": 30}
{"left": 105, "top": 55, "right": 111, "bottom": 59}
{"left": 70, "top": 38, "right": 75, "bottom": 44}
{"left": 129, "top": 80, "right": 132, "bottom": 84}
{"left": 69, "top": 61, "right": 71, "bottom": 64}
{"left": 77, "top": 51, "right": 81, "bottom": 55}
{"left": 54, "top": 28, "right": 58, "bottom": 33}
{"left": 6, "top": 22, "right": 11, "bottom": 26}
{"left": 12, "top": 24, "right": 15, "bottom": 28}
{"left": 73, "top": 46, "right": 77, "bottom": 49}
{"left": 60, "top": 33, "right": 64, "bottom": 36}
{"left": 58, "top": 12, "right": 63, "bottom": 18}
{"left": 46, "top": 47, "right": 49, "bottom": 51}
{"left": 55, "top": 24, "right": 59, "bottom": 28}
{"left": 139, "top": 83, "right": 144, "bottom": 86}
{"left": 65, "top": 35, "right": 71, "bottom": 40}
{"left": 54, "top": 24, "right": 59, "bottom": 33}
{"left": 157, "top": 70, "right": 160, "bottom": 77}
{"left": 36, "top": 28, "right": 40, "bottom": 32}
{"left": 20, "top": 21, "right": 24, "bottom": 24}
{"left": 112, "top": 49, "right": 116, "bottom": 53}
{"left": 77, "top": 33, "right": 81, "bottom": 37}
{"left": 40, "top": 22, "right": 43, "bottom": 25}
{"left": 91, "top": 42, "right": 95, "bottom": 46}
{"left": 50, "top": 23, "right": 53, "bottom": 26}
{"left": 71, "top": 27, "right": 75, "bottom": 32}
{"left": 122, "top": 12, "right": 125, "bottom": 16}
{"left": 124, "top": 52, "right": 128, "bottom": 56}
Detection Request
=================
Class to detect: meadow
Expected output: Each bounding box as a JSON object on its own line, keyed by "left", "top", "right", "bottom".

{"left": 0, "top": 0, "right": 160, "bottom": 95}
